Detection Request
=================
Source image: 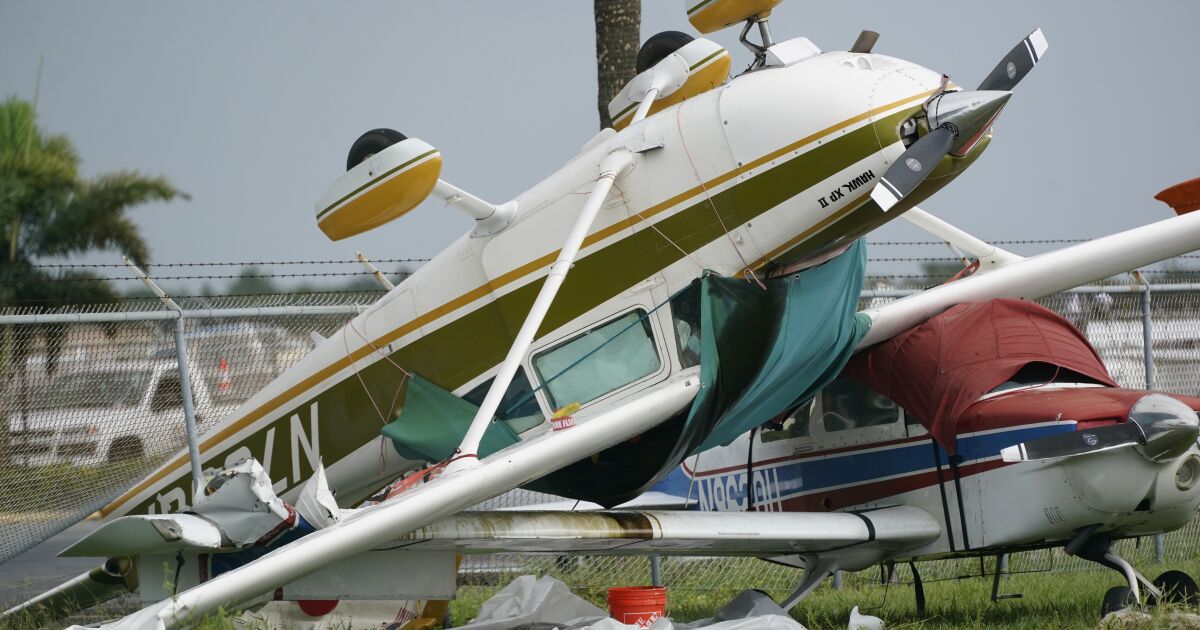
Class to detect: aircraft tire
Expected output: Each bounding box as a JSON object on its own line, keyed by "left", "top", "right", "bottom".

{"left": 346, "top": 128, "right": 407, "bottom": 171}
{"left": 636, "top": 31, "right": 695, "bottom": 74}
{"left": 1100, "top": 586, "right": 1137, "bottom": 618}
{"left": 1150, "top": 570, "right": 1200, "bottom": 607}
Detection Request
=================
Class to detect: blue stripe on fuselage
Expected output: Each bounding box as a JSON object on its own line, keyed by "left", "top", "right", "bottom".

{"left": 650, "top": 423, "right": 1075, "bottom": 509}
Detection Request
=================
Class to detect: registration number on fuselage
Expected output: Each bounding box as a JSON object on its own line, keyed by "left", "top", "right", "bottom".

{"left": 694, "top": 467, "right": 785, "bottom": 512}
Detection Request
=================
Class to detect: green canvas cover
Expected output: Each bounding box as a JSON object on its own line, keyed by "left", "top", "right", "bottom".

{"left": 688, "top": 242, "right": 872, "bottom": 452}
{"left": 380, "top": 374, "right": 519, "bottom": 462}
{"left": 527, "top": 240, "right": 871, "bottom": 506}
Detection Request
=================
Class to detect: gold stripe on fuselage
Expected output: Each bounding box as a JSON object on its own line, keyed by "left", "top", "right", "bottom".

{"left": 99, "top": 87, "right": 936, "bottom": 517}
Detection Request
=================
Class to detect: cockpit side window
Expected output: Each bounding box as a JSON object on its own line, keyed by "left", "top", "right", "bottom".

{"left": 760, "top": 399, "right": 813, "bottom": 443}
{"left": 821, "top": 377, "right": 900, "bottom": 432}
{"left": 532, "top": 309, "right": 661, "bottom": 409}
{"left": 669, "top": 283, "right": 702, "bottom": 369}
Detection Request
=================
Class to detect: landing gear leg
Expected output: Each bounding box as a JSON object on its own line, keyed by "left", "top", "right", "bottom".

{"left": 1065, "top": 529, "right": 1161, "bottom": 618}
{"left": 909, "top": 561, "right": 926, "bottom": 615}
{"left": 779, "top": 556, "right": 837, "bottom": 610}
{"left": 991, "top": 554, "right": 1022, "bottom": 602}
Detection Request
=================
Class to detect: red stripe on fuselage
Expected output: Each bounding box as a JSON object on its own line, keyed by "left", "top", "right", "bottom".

{"left": 770, "top": 457, "right": 1009, "bottom": 512}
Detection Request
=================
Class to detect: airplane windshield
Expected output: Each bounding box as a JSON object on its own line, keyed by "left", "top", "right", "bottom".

{"left": 988, "top": 362, "right": 1105, "bottom": 395}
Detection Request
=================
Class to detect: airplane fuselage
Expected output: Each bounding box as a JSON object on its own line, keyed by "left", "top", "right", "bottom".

{"left": 103, "top": 42, "right": 986, "bottom": 520}
{"left": 677, "top": 381, "right": 1200, "bottom": 563}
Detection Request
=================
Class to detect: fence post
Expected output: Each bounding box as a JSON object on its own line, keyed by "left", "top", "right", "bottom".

{"left": 173, "top": 317, "right": 205, "bottom": 498}
{"left": 124, "top": 257, "right": 205, "bottom": 499}
{"left": 650, "top": 555, "right": 662, "bottom": 587}
{"left": 833, "top": 569, "right": 843, "bottom": 591}
{"left": 1138, "top": 277, "right": 1165, "bottom": 563}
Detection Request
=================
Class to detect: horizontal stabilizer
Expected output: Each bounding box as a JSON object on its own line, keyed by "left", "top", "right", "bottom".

{"left": 1155, "top": 177, "right": 1200, "bottom": 215}
{"left": 60, "top": 514, "right": 223, "bottom": 557}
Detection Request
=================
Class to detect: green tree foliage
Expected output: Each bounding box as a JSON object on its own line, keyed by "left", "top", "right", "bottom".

{"left": 0, "top": 96, "right": 187, "bottom": 371}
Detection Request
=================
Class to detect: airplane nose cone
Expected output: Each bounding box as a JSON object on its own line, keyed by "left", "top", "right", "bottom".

{"left": 926, "top": 89, "right": 1013, "bottom": 157}
{"left": 1129, "top": 394, "right": 1200, "bottom": 463}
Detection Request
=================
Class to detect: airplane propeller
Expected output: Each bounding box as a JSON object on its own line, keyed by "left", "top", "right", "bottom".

{"left": 1001, "top": 394, "right": 1200, "bottom": 463}
{"left": 871, "top": 29, "right": 1048, "bottom": 212}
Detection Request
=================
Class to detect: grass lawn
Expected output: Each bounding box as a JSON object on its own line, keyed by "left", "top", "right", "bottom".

{"left": 451, "top": 558, "right": 1200, "bottom": 629}
{"left": 7, "top": 558, "right": 1200, "bottom": 629}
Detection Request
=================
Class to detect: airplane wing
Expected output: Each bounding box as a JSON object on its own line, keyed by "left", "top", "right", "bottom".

{"left": 63, "top": 505, "right": 939, "bottom": 561}
{"left": 392, "top": 506, "right": 940, "bottom": 560}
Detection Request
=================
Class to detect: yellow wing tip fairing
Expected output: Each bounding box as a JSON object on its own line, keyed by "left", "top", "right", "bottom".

{"left": 315, "top": 137, "right": 442, "bottom": 241}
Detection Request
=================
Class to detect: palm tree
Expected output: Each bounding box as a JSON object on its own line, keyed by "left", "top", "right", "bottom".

{"left": 594, "top": 0, "right": 641, "bottom": 129}
{"left": 0, "top": 95, "right": 185, "bottom": 312}
{"left": 0, "top": 96, "right": 186, "bottom": 462}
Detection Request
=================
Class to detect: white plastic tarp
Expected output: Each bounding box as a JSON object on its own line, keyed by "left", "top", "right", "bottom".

{"left": 457, "top": 576, "right": 809, "bottom": 630}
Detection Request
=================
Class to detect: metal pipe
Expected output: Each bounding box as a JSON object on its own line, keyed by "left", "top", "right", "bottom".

{"left": 650, "top": 555, "right": 662, "bottom": 587}
{"left": 432, "top": 179, "right": 498, "bottom": 221}
{"left": 0, "top": 304, "right": 365, "bottom": 325}
{"left": 357, "top": 252, "right": 396, "bottom": 291}
{"left": 1139, "top": 276, "right": 1165, "bottom": 563}
{"left": 902, "top": 207, "right": 1022, "bottom": 266}
{"left": 173, "top": 318, "right": 204, "bottom": 498}
{"left": 630, "top": 88, "right": 660, "bottom": 126}
{"left": 453, "top": 150, "right": 633, "bottom": 465}
{"left": 861, "top": 210, "right": 1200, "bottom": 347}
{"left": 756, "top": 18, "right": 774, "bottom": 49}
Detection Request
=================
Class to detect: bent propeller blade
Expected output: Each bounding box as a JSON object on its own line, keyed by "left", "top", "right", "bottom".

{"left": 870, "top": 126, "right": 955, "bottom": 212}
{"left": 1000, "top": 422, "right": 1144, "bottom": 463}
{"left": 978, "top": 28, "right": 1049, "bottom": 92}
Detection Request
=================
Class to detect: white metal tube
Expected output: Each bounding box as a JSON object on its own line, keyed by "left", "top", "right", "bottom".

{"left": 173, "top": 319, "right": 205, "bottom": 498}
{"left": 432, "top": 179, "right": 498, "bottom": 221}
{"left": 860, "top": 210, "right": 1200, "bottom": 348}
{"left": 356, "top": 251, "right": 396, "bottom": 291}
{"left": 454, "top": 150, "right": 633, "bottom": 464}
{"left": 132, "top": 376, "right": 696, "bottom": 629}
{"left": 629, "top": 88, "right": 660, "bottom": 127}
{"left": 902, "top": 206, "right": 1021, "bottom": 264}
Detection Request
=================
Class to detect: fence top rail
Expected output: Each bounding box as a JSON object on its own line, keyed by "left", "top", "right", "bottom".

{"left": 1, "top": 282, "right": 1196, "bottom": 325}
{"left": 0, "top": 304, "right": 368, "bottom": 325}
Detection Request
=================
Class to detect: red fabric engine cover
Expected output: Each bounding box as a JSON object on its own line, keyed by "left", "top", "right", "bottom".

{"left": 844, "top": 298, "right": 1118, "bottom": 453}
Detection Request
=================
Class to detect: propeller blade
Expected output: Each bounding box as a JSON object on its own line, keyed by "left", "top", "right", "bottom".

{"left": 870, "top": 126, "right": 955, "bottom": 212}
{"left": 1000, "top": 423, "right": 1144, "bottom": 463}
{"left": 977, "top": 28, "right": 1049, "bottom": 92}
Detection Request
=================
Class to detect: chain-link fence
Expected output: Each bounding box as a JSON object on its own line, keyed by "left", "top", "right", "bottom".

{"left": 3, "top": 270, "right": 1200, "bottom": 606}
{"left": 0, "top": 292, "right": 380, "bottom": 565}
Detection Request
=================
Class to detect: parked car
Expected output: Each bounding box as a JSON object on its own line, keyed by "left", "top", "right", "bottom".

{"left": 6, "top": 361, "right": 237, "bottom": 466}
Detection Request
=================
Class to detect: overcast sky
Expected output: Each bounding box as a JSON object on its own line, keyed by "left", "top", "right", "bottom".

{"left": 2, "top": 1, "right": 1198, "bottom": 290}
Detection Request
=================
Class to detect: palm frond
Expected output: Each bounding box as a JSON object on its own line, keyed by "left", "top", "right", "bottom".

{"left": 32, "top": 172, "right": 187, "bottom": 267}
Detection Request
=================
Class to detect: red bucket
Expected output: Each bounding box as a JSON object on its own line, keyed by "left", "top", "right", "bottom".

{"left": 608, "top": 586, "right": 667, "bottom": 628}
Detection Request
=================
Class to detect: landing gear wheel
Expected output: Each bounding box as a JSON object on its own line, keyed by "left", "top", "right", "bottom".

{"left": 1150, "top": 570, "right": 1199, "bottom": 607}
{"left": 1101, "top": 586, "right": 1137, "bottom": 618}
{"left": 346, "top": 128, "right": 406, "bottom": 171}
{"left": 635, "top": 31, "right": 694, "bottom": 73}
